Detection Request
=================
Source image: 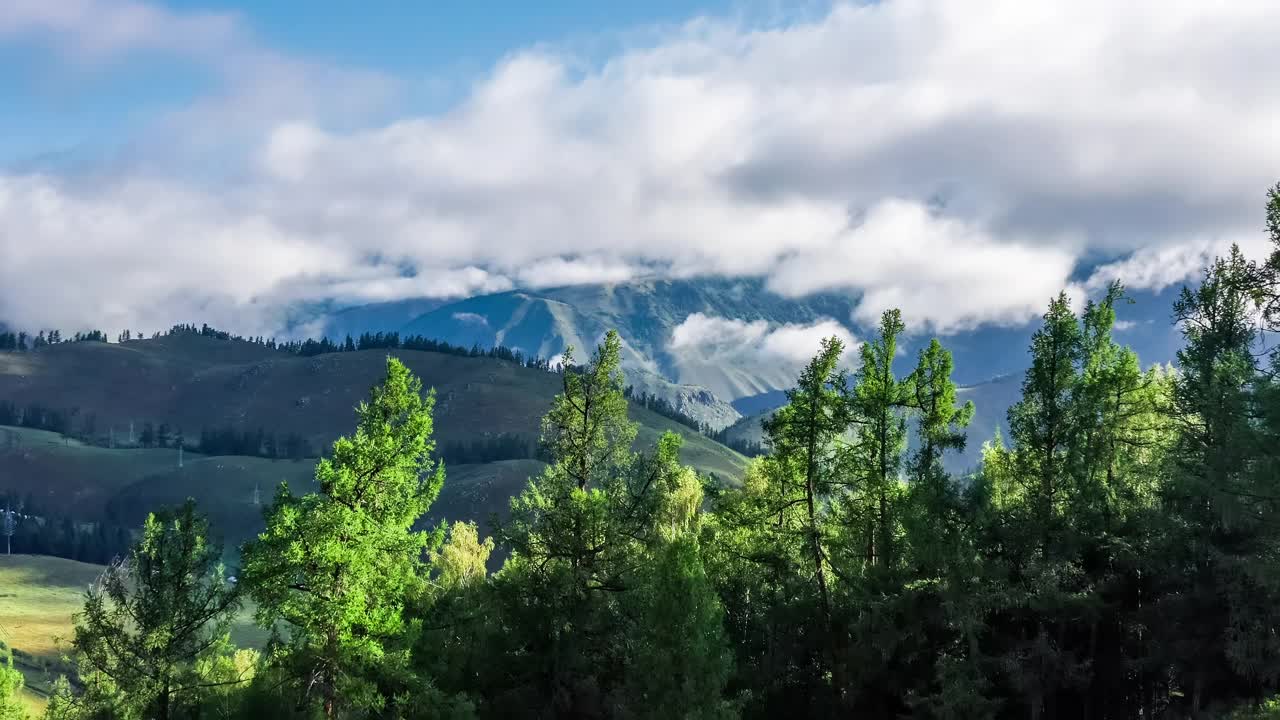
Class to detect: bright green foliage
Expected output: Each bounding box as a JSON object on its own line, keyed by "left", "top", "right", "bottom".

{"left": 1006, "top": 291, "right": 1084, "bottom": 556}
{"left": 42, "top": 670, "right": 137, "bottom": 720}
{"left": 841, "top": 308, "right": 911, "bottom": 573}
{"left": 407, "top": 523, "right": 492, "bottom": 720}
{"left": 242, "top": 356, "right": 446, "bottom": 718}
{"left": 0, "top": 644, "right": 25, "bottom": 720}
{"left": 432, "top": 521, "right": 494, "bottom": 591}
{"left": 906, "top": 338, "right": 975, "bottom": 484}
{"left": 191, "top": 639, "right": 261, "bottom": 720}
{"left": 490, "top": 331, "right": 640, "bottom": 715}
{"left": 901, "top": 337, "right": 975, "bottom": 572}
{"left": 67, "top": 500, "right": 243, "bottom": 720}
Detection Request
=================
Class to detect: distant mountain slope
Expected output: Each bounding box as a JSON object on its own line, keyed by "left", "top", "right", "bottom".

{"left": 388, "top": 278, "right": 859, "bottom": 396}
{"left": 322, "top": 278, "right": 1185, "bottom": 407}
{"left": 0, "top": 335, "right": 745, "bottom": 480}
{"left": 624, "top": 367, "right": 741, "bottom": 430}
{"left": 321, "top": 298, "right": 452, "bottom": 338}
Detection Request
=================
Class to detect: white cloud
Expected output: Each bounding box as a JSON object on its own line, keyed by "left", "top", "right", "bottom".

{"left": 3, "top": 0, "right": 1280, "bottom": 335}
{"left": 1084, "top": 231, "right": 1274, "bottom": 294}
{"left": 667, "top": 313, "right": 858, "bottom": 397}
{"left": 451, "top": 311, "right": 489, "bottom": 327}
{"left": 514, "top": 257, "right": 637, "bottom": 289}
{"left": 766, "top": 199, "right": 1080, "bottom": 332}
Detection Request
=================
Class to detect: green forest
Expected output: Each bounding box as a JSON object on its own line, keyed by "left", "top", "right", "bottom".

{"left": 3, "top": 186, "right": 1280, "bottom": 719}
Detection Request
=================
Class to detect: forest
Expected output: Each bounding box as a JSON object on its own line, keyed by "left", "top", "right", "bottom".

{"left": 3, "top": 186, "right": 1280, "bottom": 719}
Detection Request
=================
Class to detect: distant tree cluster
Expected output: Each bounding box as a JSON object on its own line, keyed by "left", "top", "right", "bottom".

{"left": 0, "top": 332, "right": 27, "bottom": 351}
{"left": 196, "top": 426, "right": 311, "bottom": 460}
{"left": 0, "top": 329, "right": 108, "bottom": 351}
{"left": 278, "top": 330, "right": 557, "bottom": 370}
{"left": 438, "top": 432, "right": 536, "bottom": 465}
{"left": 707, "top": 428, "right": 767, "bottom": 457}
{"left": 155, "top": 322, "right": 559, "bottom": 370}
{"left": 0, "top": 402, "right": 74, "bottom": 435}
{"left": 0, "top": 492, "right": 133, "bottom": 565}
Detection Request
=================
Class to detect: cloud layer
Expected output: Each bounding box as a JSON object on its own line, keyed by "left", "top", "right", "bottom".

{"left": 2, "top": 0, "right": 1279, "bottom": 335}
{"left": 667, "top": 313, "right": 859, "bottom": 398}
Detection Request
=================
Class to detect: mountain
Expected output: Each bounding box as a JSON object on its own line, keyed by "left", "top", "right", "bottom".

{"left": 320, "top": 278, "right": 860, "bottom": 428}
{"left": 0, "top": 334, "right": 749, "bottom": 553}
{"left": 393, "top": 279, "right": 857, "bottom": 392}
{"left": 0, "top": 334, "right": 744, "bottom": 476}
{"left": 309, "top": 278, "right": 1187, "bottom": 444}
{"left": 320, "top": 298, "right": 453, "bottom": 338}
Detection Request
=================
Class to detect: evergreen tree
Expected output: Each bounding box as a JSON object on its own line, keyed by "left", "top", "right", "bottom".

{"left": 1159, "top": 245, "right": 1280, "bottom": 713}
{"left": 68, "top": 500, "right": 243, "bottom": 720}
{"left": 490, "top": 331, "right": 731, "bottom": 718}
{"left": 713, "top": 336, "right": 853, "bottom": 714}
{"left": 242, "top": 357, "right": 448, "bottom": 718}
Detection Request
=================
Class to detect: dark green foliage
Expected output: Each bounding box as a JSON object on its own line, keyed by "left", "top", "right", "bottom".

{"left": 437, "top": 433, "right": 534, "bottom": 465}
{"left": 65, "top": 500, "right": 244, "bottom": 720}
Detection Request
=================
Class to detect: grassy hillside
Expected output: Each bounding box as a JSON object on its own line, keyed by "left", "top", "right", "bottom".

{"left": 4, "top": 420, "right": 739, "bottom": 558}
{"left": 0, "top": 426, "right": 183, "bottom": 518}
{"left": 0, "top": 336, "right": 744, "bottom": 472}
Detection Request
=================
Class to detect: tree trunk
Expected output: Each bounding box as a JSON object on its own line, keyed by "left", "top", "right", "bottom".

{"left": 159, "top": 678, "right": 171, "bottom": 720}
{"left": 804, "top": 398, "right": 845, "bottom": 708}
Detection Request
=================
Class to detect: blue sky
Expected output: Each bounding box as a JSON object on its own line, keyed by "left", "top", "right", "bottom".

{"left": 0, "top": 0, "right": 1276, "bottom": 360}
{"left": 0, "top": 0, "right": 763, "bottom": 165}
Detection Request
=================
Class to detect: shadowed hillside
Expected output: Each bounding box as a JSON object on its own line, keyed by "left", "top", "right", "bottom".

{"left": 0, "top": 334, "right": 744, "bottom": 477}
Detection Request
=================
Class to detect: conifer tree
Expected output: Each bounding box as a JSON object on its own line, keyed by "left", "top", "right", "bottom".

{"left": 69, "top": 500, "right": 243, "bottom": 720}
{"left": 1159, "top": 245, "right": 1280, "bottom": 713}
{"left": 242, "top": 356, "right": 447, "bottom": 718}
{"left": 756, "top": 336, "right": 852, "bottom": 709}
{"left": 492, "top": 331, "right": 730, "bottom": 718}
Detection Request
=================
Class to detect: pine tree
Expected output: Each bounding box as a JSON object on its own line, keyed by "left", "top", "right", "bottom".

{"left": 758, "top": 335, "right": 853, "bottom": 709}
{"left": 69, "top": 500, "right": 243, "bottom": 720}
{"left": 844, "top": 308, "right": 910, "bottom": 571}
{"left": 242, "top": 356, "right": 446, "bottom": 717}
{"left": 1160, "top": 245, "right": 1280, "bottom": 712}
{"left": 492, "top": 331, "right": 731, "bottom": 718}
{"left": 614, "top": 436, "right": 733, "bottom": 720}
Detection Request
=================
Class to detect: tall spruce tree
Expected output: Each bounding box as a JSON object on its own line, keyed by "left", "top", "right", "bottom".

{"left": 759, "top": 335, "right": 853, "bottom": 710}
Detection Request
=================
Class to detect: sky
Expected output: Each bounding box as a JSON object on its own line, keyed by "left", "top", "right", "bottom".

{"left": 1, "top": 0, "right": 1278, "bottom": 342}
